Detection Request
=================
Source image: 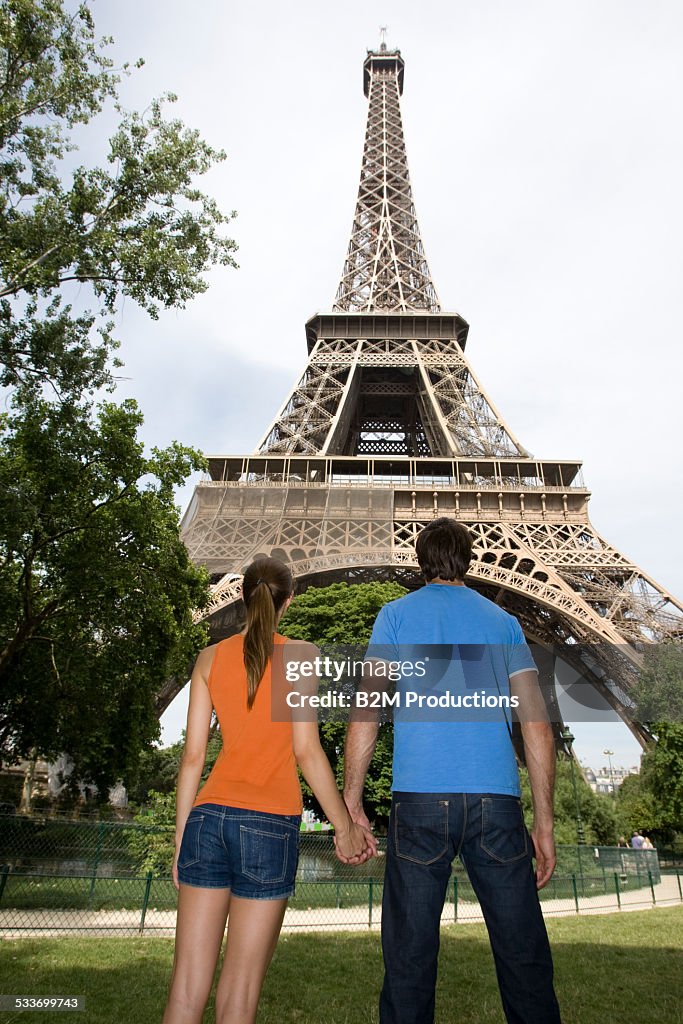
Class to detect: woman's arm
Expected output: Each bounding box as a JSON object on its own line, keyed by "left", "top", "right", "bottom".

{"left": 287, "top": 642, "right": 375, "bottom": 863}
{"left": 172, "top": 645, "right": 216, "bottom": 888}
{"left": 293, "top": 719, "right": 373, "bottom": 862}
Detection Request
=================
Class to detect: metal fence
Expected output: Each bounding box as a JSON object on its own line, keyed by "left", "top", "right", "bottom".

{"left": 0, "top": 814, "right": 679, "bottom": 936}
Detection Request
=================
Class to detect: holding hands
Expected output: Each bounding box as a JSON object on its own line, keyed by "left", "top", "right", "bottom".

{"left": 333, "top": 798, "right": 378, "bottom": 864}
{"left": 334, "top": 818, "right": 377, "bottom": 864}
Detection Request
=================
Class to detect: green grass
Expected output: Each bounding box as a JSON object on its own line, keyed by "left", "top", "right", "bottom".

{"left": 0, "top": 907, "right": 681, "bottom": 1023}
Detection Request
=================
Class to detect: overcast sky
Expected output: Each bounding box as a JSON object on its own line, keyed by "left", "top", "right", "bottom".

{"left": 85, "top": 1, "right": 682, "bottom": 770}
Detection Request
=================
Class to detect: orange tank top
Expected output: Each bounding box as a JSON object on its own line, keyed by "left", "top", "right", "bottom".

{"left": 192, "top": 633, "right": 302, "bottom": 815}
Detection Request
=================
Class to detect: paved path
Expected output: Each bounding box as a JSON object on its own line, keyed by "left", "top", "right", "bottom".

{"left": 0, "top": 875, "right": 680, "bottom": 938}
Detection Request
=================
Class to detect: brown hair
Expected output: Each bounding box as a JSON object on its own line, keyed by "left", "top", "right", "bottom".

{"left": 415, "top": 517, "right": 473, "bottom": 582}
{"left": 242, "top": 557, "right": 293, "bottom": 709}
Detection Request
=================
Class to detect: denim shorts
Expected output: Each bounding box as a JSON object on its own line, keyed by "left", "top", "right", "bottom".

{"left": 177, "top": 803, "right": 301, "bottom": 899}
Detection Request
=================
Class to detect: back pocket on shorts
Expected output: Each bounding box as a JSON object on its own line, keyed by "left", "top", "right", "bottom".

{"left": 239, "top": 825, "right": 290, "bottom": 884}
{"left": 177, "top": 812, "right": 205, "bottom": 869}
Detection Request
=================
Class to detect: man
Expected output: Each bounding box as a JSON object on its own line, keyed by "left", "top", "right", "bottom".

{"left": 344, "top": 517, "right": 562, "bottom": 1024}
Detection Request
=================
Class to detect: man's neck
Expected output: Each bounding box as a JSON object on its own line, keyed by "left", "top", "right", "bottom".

{"left": 426, "top": 577, "right": 466, "bottom": 587}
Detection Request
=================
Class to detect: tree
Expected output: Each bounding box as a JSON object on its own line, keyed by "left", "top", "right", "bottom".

{"left": 639, "top": 722, "right": 683, "bottom": 837}
{"left": 128, "top": 789, "right": 176, "bottom": 875}
{"left": 0, "top": 1, "right": 238, "bottom": 795}
{"left": 0, "top": 393, "right": 210, "bottom": 792}
{"left": 279, "top": 580, "right": 407, "bottom": 827}
{"left": 519, "top": 759, "right": 619, "bottom": 846}
{"left": 626, "top": 644, "right": 683, "bottom": 840}
{"left": 632, "top": 644, "right": 683, "bottom": 728}
{"left": 0, "top": 0, "right": 237, "bottom": 393}
{"left": 587, "top": 794, "right": 619, "bottom": 846}
{"left": 128, "top": 727, "right": 223, "bottom": 808}
{"left": 280, "top": 580, "right": 408, "bottom": 645}
{"left": 128, "top": 729, "right": 224, "bottom": 873}
{"left": 127, "top": 740, "right": 184, "bottom": 807}
{"left": 616, "top": 772, "right": 658, "bottom": 837}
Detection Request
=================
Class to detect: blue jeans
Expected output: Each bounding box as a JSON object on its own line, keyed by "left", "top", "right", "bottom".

{"left": 380, "top": 792, "right": 561, "bottom": 1024}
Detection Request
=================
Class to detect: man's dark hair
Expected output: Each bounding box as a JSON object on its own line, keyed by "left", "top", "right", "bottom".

{"left": 415, "top": 517, "right": 473, "bottom": 582}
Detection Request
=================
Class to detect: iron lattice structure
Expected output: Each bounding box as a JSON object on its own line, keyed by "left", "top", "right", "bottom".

{"left": 333, "top": 51, "right": 439, "bottom": 314}
{"left": 175, "top": 46, "right": 683, "bottom": 744}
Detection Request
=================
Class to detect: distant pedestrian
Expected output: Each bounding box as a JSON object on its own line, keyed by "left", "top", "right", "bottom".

{"left": 631, "top": 831, "right": 645, "bottom": 849}
{"left": 642, "top": 835, "right": 654, "bottom": 850}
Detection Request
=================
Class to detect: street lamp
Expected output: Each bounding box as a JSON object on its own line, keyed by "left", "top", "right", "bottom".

{"left": 562, "top": 728, "right": 586, "bottom": 845}
{"left": 603, "top": 748, "right": 615, "bottom": 798}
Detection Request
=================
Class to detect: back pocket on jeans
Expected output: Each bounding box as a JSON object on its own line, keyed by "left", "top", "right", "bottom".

{"left": 395, "top": 800, "right": 449, "bottom": 865}
{"left": 480, "top": 797, "right": 528, "bottom": 863}
{"left": 239, "top": 826, "right": 290, "bottom": 884}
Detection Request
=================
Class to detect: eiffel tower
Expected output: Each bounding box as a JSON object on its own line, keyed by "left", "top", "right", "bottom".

{"left": 171, "top": 43, "right": 683, "bottom": 744}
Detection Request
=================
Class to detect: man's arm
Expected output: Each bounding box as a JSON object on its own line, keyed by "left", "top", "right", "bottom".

{"left": 510, "top": 669, "right": 557, "bottom": 889}
{"left": 345, "top": 603, "right": 396, "bottom": 840}
{"left": 343, "top": 659, "right": 387, "bottom": 842}
{"left": 343, "top": 714, "right": 380, "bottom": 831}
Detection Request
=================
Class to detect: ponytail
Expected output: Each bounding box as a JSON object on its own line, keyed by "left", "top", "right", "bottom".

{"left": 243, "top": 582, "right": 276, "bottom": 709}
{"left": 242, "top": 558, "right": 293, "bottom": 709}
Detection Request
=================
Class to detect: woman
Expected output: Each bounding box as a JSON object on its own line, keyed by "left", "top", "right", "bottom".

{"left": 162, "top": 557, "right": 372, "bottom": 1024}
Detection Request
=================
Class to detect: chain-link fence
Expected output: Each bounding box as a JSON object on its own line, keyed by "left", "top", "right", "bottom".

{"left": 0, "top": 814, "right": 679, "bottom": 936}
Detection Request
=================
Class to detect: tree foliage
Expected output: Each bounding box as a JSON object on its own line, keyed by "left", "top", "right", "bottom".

{"left": 129, "top": 728, "right": 222, "bottom": 808}
{"left": 618, "top": 643, "right": 683, "bottom": 840}
{"left": 616, "top": 772, "right": 659, "bottom": 837}
{"left": 613, "top": 739, "right": 683, "bottom": 846}
{"left": 0, "top": 0, "right": 238, "bottom": 794}
{"left": 280, "top": 580, "right": 408, "bottom": 645}
{"left": 127, "top": 729, "right": 222, "bottom": 873}
{"left": 632, "top": 644, "right": 683, "bottom": 730}
{"left": 638, "top": 723, "right": 683, "bottom": 837}
{"left": 0, "top": 393, "right": 210, "bottom": 790}
{"left": 520, "top": 758, "right": 619, "bottom": 846}
{"left": 128, "top": 788, "right": 176, "bottom": 875}
{"left": 0, "top": 0, "right": 237, "bottom": 391}
{"left": 128, "top": 740, "right": 185, "bottom": 807}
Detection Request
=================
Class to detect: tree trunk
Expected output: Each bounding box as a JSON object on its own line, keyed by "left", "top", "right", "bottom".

{"left": 19, "top": 748, "right": 38, "bottom": 814}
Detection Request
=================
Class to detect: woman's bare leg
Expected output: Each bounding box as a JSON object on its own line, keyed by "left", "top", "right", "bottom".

{"left": 214, "top": 896, "right": 288, "bottom": 1024}
{"left": 162, "top": 884, "right": 232, "bottom": 1024}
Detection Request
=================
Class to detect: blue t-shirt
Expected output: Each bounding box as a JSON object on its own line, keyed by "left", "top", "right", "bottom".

{"left": 366, "top": 584, "right": 536, "bottom": 796}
